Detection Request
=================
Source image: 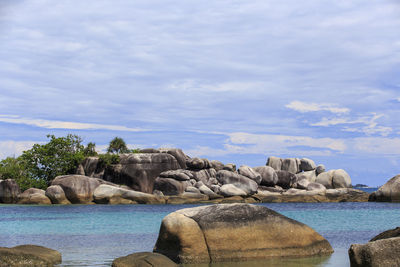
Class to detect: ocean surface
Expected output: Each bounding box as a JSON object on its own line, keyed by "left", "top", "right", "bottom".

{"left": 1, "top": 188, "right": 398, "bottom": 267}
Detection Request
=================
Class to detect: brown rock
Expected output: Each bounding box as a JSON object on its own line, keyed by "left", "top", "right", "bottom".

{"left": 0, "top": 179, "right": 21, "bottom": 203}
{"left": 0, "top": 244, "right": 61, "bottom": 267}
{"left": 112, "top": 252, "right": 177, "bottom": 267}
{"left": 45, "top": 185, "right": 71, "bottom": 204}
{"left": 154, "top": 204, "right": 333, "bottom": 263}
{"left": 17, "top": 188, "right": 51, "bottom": 205}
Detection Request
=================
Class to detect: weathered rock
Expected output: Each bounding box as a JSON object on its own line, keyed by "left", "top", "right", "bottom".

{"left": 281, "top": 158, "right": 300, "bottom": 174}
{"left": 316, "top": 164, "right": 326, "bottom": 176}
{"left": 197, "top": 184, "right": 222, "bottom": 199}
{"left": 190, "top": 169, "right": 217, "bottom": 185}
{"left": 44, "top": 185, "right": 70, "bottom": 205}
{"left": 332, "top": 169, "right": 351, "bottom": 188}
{"left": 307, "top": 183, "right": 326, "bottom": 193}
{"left": 253, "top": 166, "right": 278, "bottom": 186}
{"left": 266, "top": 156, "right": 282, "bottom": 171}
{"left": 186, "top": 157, "right": 207, "bottom": 170}
{"left": 159, "top": 169, "right": 193, "bottom": 181}
{"left": 297, "top": 170, "right": 317, "bottom": 183}
{"left": 370, "top": 227, "right": 400, "bottom": 242}
{"left": 166, "top": 192, "right": 208, "bottom": 204}
{"left": 0, "top": 179, "right": 21, "bottom": 204}
{"left": 370, "top": 175, "right": 400, "bottom": 202}
{"left": 349, "top": 237, "right": 400, "bottom": 267}
{"left": 94, "top": 184, "right": 165, "bottom": 204}
{"left": 51, "top": 175, "right": 102, "bottom": 204}
{"left": 103, "top": 153, "right": 180, "bottom": 193}
{"left": 276, "top": 170, "right": 297, "bottom": 189}
{"left": 296, "top": 178, "right": 310, "bottom": 189}
{"left": 315, "top": 170, "right": 334, "bottom": 189}
{"left": 0, "top": 244, "right": 61, "bottom": 267}
{"left": 154, "top": 204, "right": 333, "bottom": 263}
{"left": 210, "top": 184, "right": 221, "bottom": 194}
{"left": 216, "top": 170, "right": 258, "bottom": 195}
{"left": 185, "top": 186, "right": 201, "bottom": 194}
{"left": 153, "top": 177, "right": 187, "bottom": 196}
{"left": 300, "top": 158, "right": 316, "bottom": 172}
{"left": 159, "top": 148, "right": 187, "bottom": 169}
{"left": 81, "top": 156, "right": 103, "bottom": 178}
{"left": 223, "top": 163, "right": 236, "bottom": 172}
{"left": 17, "top": 188, "right": 52, "bottom": 205}
{"left": 112, "top": 252, "right": 178, "bottom": 267}
{"left": 238, "top": 165, "right": 262, "bottom": 184}
{"left": 258, "top": 185, "right": 284, "bottom": 193}
{"left": 210, "top": 160, "right": 224, "bottom": 171}
{"left": 219, "top": 184, "right": 247, "bottom": 197}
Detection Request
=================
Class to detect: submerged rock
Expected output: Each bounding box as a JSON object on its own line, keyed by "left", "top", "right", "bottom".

{"left": 0, "top": 244, "right": 61, "bottom": 267}
{"left": 112, "top": 252, "right": 178, "bottom": 267}
{"left": 154, "top": 203, "right": 333, "bottom": 264}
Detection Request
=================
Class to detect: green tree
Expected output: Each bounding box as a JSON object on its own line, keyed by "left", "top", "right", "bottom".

{"left": 0, "top": 157, "right": 47, "bottom": 191}
{"left": 83, "top": 142, "right": 97, "bottom": 156}
{"left": 20, "top": 134, "right": 85, "bottom": 184}
{"left": 107, "top": 137, "right": 129, "bottom": 154}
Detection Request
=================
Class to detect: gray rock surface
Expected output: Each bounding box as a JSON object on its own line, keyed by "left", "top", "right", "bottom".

{"left": 296, "top": 178, "right": 310, "bottom": 189}
{"left": 316, "top": 164, "right": 326, "bottom": 176}
{"left": 238, "top": 165, "right": 262, "bottom": 184}
{"left": 253, "top": 166, "right": 278, "bottom": 186}
{"left": 300, "top": 158, "right": 316, "bottom": 172}
{"left": 219, "top": 184, "right": 247, "bottom": 197}
{"left": 276, "top": 170, "right": 297, "bottom": 189}
{"left": 103, "top": 153, "right": 180, "bottom": 193}
{"left": 93, "top": 184, "right": 164, "bottom": 204}
{"left": 112, "top": 252, "right": 178, "bottom": 267}
{"left": 315, "top": 170, "right": 334, "bottom": 189}
{"left": 153, "top": 177, "right": 187, "bottom": 196}
{"left": 370, "top": 174, "right": 400, "bottom": 202}
{"left": 216, "top": 170, "right": 258, "bottom": 195}
{"left": 332, "top": 169, "right": 351, "bottom": 188}
{"left": 159, "top": 169, "right": 193, "bottom": 181}
{"left": 45, "top": 185, "right": 71, "bottom": 204}
{"left": 266, "top": 156, "right": 282, "bottom": 171}
{"left": 223, "top": 163, "right": 236, "bottom": 172}
{"left": 18, "top": 188, "right": 52, "bottom": 205}
{"left": 281, "top": 158, "right": 299, "bottom": 174}
{"left": 210, "top": 160, "right": 224, "bottom": 171}
{"left": 0, "top": 179, "right": 21, "bottom": 203}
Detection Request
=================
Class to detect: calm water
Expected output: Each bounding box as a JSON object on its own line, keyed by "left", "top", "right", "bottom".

{"left": 0, "top": 196, "right": 399, "bottom": 266}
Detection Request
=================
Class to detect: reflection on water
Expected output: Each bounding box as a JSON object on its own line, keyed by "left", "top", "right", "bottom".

{"left": 183, "top": 255, "right": 332, "bottom": 267}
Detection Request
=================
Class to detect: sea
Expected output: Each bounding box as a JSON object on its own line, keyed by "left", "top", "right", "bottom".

{"left": 1, "top": 187, "right": 399, "bottom": 267}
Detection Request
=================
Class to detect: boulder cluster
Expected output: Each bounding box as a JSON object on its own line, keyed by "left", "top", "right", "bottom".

{"left": 0, "top": 148, "right": 366, "bottom": 205}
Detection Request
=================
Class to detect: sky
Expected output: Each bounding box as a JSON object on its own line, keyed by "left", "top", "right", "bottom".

{"left": 1, "top": 0, "right": 400, "bottom": 186}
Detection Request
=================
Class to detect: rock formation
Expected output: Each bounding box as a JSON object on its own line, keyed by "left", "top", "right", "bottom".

{"left": 0, "top": 244, "right": 61, "bottom": 267}
{"left": 369, "top": 174, "right": 400, "bottom": 202}
{"left": 112, "top": 252, "right": 178, "bottom": 267}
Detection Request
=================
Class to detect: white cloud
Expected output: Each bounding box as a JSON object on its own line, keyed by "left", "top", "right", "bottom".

{"left": 312, "top": 113, "right": 392, "bottom": 136}
{"left": 0, "top": 140, "right": 39, "bottom": 159}
{"left": 0, "top": 115, "right": 147, "bottom": 132}
{"left": 286, "top": 101, "right": 350, "bottom": 114}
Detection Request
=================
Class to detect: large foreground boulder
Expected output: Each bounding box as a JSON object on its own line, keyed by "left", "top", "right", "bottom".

{"left": 103, "top": 153, "right": 180, "bottom": 193}
{"left": 51, "top": 175, "right": 102, "bottom": 204}
{"left": 369, "top": 174, "right": 400, "bottom": 202}
{"left": 0, "top": 244, "right": 61, "bottom": 267}
{"left": 0, "top": 179, "right": 21, "bottom": 203}
{"left": 349, "top": 228, "right": 400, "bottom": 267}
{"left": 17, "top": 188, "right": 51, "bottom": 205}
{"left": 112, "top": 252, "right": 178, "bottom": 267}
{"left": 154, "top": 204, "right": 333, "bottom": 263}
{"left": 93, "top": 184, "right": 164, "bottom": 204}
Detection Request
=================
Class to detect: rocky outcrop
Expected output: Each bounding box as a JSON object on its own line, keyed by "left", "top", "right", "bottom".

{"left": 281, "top": 158, "right": 300, "bottom": 174}
{"left": 159, "top": 169, "right": 193, "bottom": 181}
{"left": 93, "top": 184, "right": 165, "bottom": 204}
{"left": 51, "top": 175, "right": 103, "bottom": 204}
{"left": 112, "top": 252, "right": 178, "bottom": 267}
{"left": 315, "top": 169, "right": 351, "bottom": 189}
{"left": 191, "top": 168, "right": 217, "bottom": 186}
{"left": 369, "top": 175, "right": 400, "bottom": 202}
{"left": 266, "top": 156, "right": 282, "bottom": 171}
{"left": 154, "top": 204, "right": 333, "bottom": 263}
{"left": 186, "top": 157, "right": 210, "bottom": 170}
{"left": 0, "top": 179, "right": 21, "bottom": 203}
{"left": 219, "top": 184, "right": 247, "bottom": 197}
{"left": 216, "top": 170, "right": 258, "bottom": 195}
{"left": 153, "top": 178, "right": 187, "bottom": 196}
{"left": 300, "top": 158, "right": 316, "bottom": 172}
{"left": 349, "top": 235, "right": 400, "bottom": 267}
{"left": 223, "top": 163, "right": 236, "bottom": 172}
{"left": 370, "top": 227, "right": 400, "bottom": 242}
{"left": 17, "top": 188, "right": 52, "bottom": 205}
{"left": 210, "top": 160, "right": 224, "bottom": 171}
{"left": 238, "top": 165, "right": 262, "bottom": 184}
{"left": 103, "top": 153, "right": 180, "bottom": 193}
{"left": 45, "top": 185, "right": 71, "bottom": 204}
{"left": 0, "top": 244, "right": 61, "bottom": 267}
{"left": 253, "top": 166, "right": 278, "bottom": 186}
{"left": 276, "top": 170, "right": 297, "bottom": 189}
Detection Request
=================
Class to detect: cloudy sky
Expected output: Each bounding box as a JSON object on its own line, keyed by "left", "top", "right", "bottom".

{"left": 1, "top": 0, "right": 399, "bottom": 186}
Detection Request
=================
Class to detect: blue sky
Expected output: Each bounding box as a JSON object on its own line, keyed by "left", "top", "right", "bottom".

{"left": 1, "top": 0, "right": 400, "bottom": 186}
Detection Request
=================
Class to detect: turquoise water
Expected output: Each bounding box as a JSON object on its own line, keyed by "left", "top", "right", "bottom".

{"left": 0, "top": 201, "right": 399, "bottom": 266}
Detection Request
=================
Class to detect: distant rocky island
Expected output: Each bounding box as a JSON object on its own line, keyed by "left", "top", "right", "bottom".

{"left": 0, "top": 148, "right": 375, "bottom": 204}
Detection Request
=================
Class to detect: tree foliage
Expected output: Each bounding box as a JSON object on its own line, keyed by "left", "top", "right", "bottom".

{"left": 107, "top": 137, "right": 129, "bottom": 154}
{"left": 20, "top": 134, "right": 85, "bottom": 184}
